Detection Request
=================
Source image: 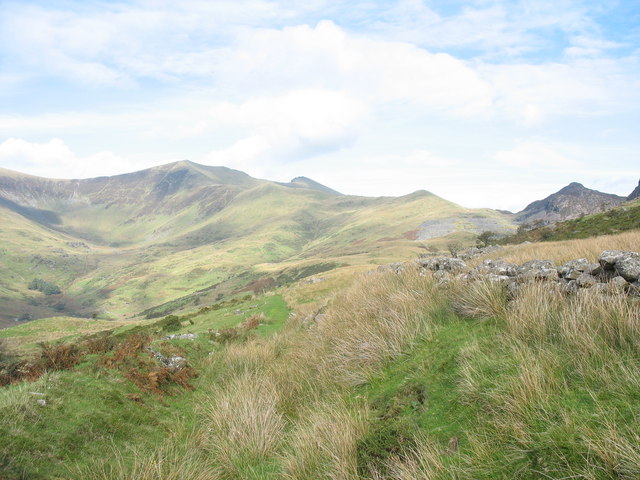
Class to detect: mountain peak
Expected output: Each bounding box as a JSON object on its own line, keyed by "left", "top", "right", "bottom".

{"left": 516, "top": 182, "right": 625, "bottom": 225}
{"left": 283, "top": 176, "right": 342, "bottom": 195}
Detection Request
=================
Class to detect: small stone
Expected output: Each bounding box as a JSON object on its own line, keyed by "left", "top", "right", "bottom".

{"left": 36, "top": 399, "right": 46, "bottom": 407}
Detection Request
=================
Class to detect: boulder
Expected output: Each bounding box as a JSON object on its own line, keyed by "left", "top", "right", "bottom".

{"left": 558, "top": 258, "right": 600, "bottom": 279}
{"left": 608, "top": 276, "right": 628, "bottom": 293}
{"left": 576, "top": 273, "right": 598, "bottom": 288}
{"left": 614, "top": 255, "right": 640, "bottom": 282}
{"left": 517, "top": 260, "right": 559, "bottom": 282}
{"left": 599, "top": 250, "right": 639, "bottom": 270}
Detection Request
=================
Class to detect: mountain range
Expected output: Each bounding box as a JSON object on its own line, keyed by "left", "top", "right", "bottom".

{"left": 0, "top": 161, "right": 636, "bottom": 326}
{"left": 0, "top": 161, "right": 512, "bottom": 325}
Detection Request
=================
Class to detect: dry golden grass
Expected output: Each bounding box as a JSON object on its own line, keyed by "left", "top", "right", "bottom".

{"left": 506, "top": 282, "right": 640, "bottom": 357}
{"left": 201, "top": 371, "right": 284, "bottom": 475}
{"left": 479, "top": 230, "right": 640, "bottom": 265}
{"left": 75, "top": 433, "right": 215, "bottom": 480}
{"left": 449, "top": 278, "right": 507, "bottom": 320}
{"left": 589, "top": 423, "right": 640, "bottom": 479}
{"left": 281, "top": 396, "right": 368, "bottom": 480}
{"left": 382, "top": 439, "right": 448, "bottom": 480}
{"left": 311, "top": 268, "right": 440, "bottom": 386}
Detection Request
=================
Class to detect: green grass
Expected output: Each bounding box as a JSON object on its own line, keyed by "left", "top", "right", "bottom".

{"left": 0, "top": 290, "right": 291, "bottom": 479}
{"left": 357, "top": 310, "right": 498, "bottom": 474}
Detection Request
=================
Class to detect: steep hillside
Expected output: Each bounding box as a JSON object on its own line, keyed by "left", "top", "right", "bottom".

{"left": 628, "top": 179, "right": 640, "bottom": 201}
{"left": 0, "top": 162, "right": 514, "bottom": 325}
{"left": 515, "top": 182, "right": 625, "bottom": 225}
{"left": 504, "top": 198, "right": 640, "bottom": 244}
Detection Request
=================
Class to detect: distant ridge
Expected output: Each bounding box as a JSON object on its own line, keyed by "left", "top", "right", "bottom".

{"left": 515, "top": 182, "right": 626, "bottom": 225}
{"left": 282, "top": 176, "right": 342, "bottom": 196}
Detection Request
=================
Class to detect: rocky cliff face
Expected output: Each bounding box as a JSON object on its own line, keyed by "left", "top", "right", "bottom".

{"left": 515, "top": 182, "right": 625, "bottom": 225}
{"left": 627, "top": 180, "right": 640, "bottom": 201}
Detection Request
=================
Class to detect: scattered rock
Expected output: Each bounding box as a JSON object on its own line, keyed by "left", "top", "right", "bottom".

{"left": 36, "top": 399, "right": 47, "bottom": 407}
{"left": 558, "top": 258, "right": 599, "bottom": 279}
{"left": 146, "top": 348, "right": 188, "bottom": 371}
{"left": 418, "top": 256, "right": 466, "bottom": 273}
{"left": 378, "top": 262, "right": 405, "bottom": 274}
{"left": 165, "top": 333, "right": 199, "bottom": 340}
{"left": 303, "top": 277, "right": 326, "bottom": 284}
{"left": 412, "top": 249, "right": 640, "bottom": 296}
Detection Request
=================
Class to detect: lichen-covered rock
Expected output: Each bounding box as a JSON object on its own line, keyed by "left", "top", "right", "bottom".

{"left": 600, "top": 250, "right": 639, "bottom": 269}
{"left": 517, "top": 260, "right": 559, "bottom": 282}
{"left": 576, "top": 273, "right": 598, "bottom": 288}
{"left": 433, "top": 270, "right": 452, "bottom": 284}
{"left": 559, "top": 279, "right": 579, "bottom": 295}
{"left": 607, "top": 276, "right": 628, "bottom": 293}
{"left": 472, "top": 259, "right": 517, "bottom": 277}
{"left": 614, "top": 255, "right": 640, "bottom": 282}
{"left": 166, "top": 333, "right": 199, "bottom": 340}
{"left": 419, "top": 257, "right": 466, "bottom": 272}
{"left": 378, "top": 262, "right": 405, "bottom": 274}
{"left": 558, "top": 258, "right": 600, "bottom": 279}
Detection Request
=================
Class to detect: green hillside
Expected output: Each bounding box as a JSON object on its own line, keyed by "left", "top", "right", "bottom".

{"left": 502, "top": 198, "right": 640, "bottom": 244}
{"left": 0, "top": 162, "right": 514, "bottom": 326}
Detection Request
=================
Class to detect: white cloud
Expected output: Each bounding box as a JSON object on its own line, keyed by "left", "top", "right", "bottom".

{"left": 0, "top": 138, "right": 135, "bottom": 179}
{"left": 203, "top": 88, "right": 369, "bottom": 169}
{"left": 213, "top": 21, "right": 494, "bottom": 115}
{"left": 495, "top": 141, "right": 581, "bottom": 169}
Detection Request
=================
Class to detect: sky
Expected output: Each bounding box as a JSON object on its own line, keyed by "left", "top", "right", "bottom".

{"left": 0, "top": 0, "right": 638, "bottom": 211}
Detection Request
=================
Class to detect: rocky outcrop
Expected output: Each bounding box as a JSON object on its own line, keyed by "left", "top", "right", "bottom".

{"left": 412, "top": 250, "right": 640, "bottom": 295}
{"left": 515, "top": 182, "right": 625, "bottom": 226}
{"left": 627, "top": 179, "right": 640, "bottom": 201}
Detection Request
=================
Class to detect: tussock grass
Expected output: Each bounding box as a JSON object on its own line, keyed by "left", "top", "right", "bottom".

{"left": 315, "top": 269, "right": 439, "bottom": 386}
{"left": 449, "top": 278, "right": 507, "bottom": 320}
{"left": 75, "top": 433, "right": 214, "bottom": 480}
{"left": 378, "top": 436, "right": 448, "bottom": 480}
{"left": 506, "top": 282, "right": 640, "bottom": 356}
{"left": 8, "top": 246, "right": 640, "bottom": 478}
{"left": 202, "top": 371, "right": 284, "bottom": 476}
{"left": 281, "top": 397, "right": 368, "bottom": 480}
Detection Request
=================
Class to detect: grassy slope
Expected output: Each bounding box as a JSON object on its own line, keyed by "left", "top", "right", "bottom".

{"left": 0, "top": 293, "right": 290, "bottom": 479}
{"left": 1, "top": 231, "right": 639, "bottom": 478}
